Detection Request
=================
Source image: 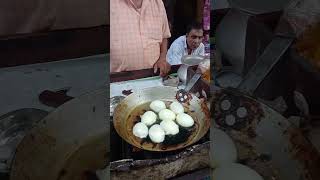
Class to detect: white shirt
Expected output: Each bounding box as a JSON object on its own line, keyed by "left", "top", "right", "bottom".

{"left": 167, "top": 35, "right": 205, "bottom": 65}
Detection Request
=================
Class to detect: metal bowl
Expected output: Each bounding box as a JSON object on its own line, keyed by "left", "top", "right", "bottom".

{"left": 178, "top": 55, "right": 206, "bottom": 85}
{"left": 181, "top": 55, "right": 206, "bottom": 66}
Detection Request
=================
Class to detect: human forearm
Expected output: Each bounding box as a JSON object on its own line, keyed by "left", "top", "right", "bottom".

{"left": 159, "top": 38, "right": 168, "bottom": 61}
{"left": 154, "top": 38, "right": 170, "bottom": 77}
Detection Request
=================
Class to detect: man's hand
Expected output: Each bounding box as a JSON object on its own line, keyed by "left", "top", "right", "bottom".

{"left": 154, "top": 58, "right": 171, "bottom": 77}
{"left": 155, "top": 38, "right": 170, "bottom": 77}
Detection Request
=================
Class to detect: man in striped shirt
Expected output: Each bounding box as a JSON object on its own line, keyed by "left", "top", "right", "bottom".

{"left": 110, "top": 0, "right": 172, "bottom": 77}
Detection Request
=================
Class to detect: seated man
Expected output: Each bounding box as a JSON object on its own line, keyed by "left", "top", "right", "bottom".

{"left": 167, "top": 22, "right": 205, "bottom": 65}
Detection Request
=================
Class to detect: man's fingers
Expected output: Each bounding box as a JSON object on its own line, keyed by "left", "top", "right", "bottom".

{"left": 154, "top": 61, "right": 170, "bottom": 77}
{"left": 165, "top": 64, "right": 170, "bottom": 75}
{"left": 159, "top": 67, "right": 165, "bottom": 77}
{"left": 154, "top": 64, "right": 158, "bottom": 74}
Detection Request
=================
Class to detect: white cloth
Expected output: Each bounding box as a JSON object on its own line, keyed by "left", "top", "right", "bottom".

{"left": 166, "top": 35, "right": 205, "bottom": 65}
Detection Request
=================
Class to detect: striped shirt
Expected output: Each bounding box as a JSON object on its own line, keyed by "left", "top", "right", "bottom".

{"left": 110, "top": 0, "right": 171, "bottom": 72}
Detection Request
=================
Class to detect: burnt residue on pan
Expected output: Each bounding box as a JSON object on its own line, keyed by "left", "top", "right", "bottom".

{"left": 139, "top": 125, "right": 197, "bottom": 150}
{"left": 161, "top": 126, "right": 195, "bottom": 146}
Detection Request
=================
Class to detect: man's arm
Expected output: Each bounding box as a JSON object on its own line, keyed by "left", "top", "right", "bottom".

{"left": 160, "top": 38, "right": 168, "bottom": 61}
{"left": 154, "top": 38, "right": 171, "bottom": 77}
{"left": 153, "top": 0, "right": 172, "bottom": 77}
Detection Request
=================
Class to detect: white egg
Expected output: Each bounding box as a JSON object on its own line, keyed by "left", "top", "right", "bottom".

{"left": 150, "top": 100, "right": 166, "bottom": 113}
{"left": 212, "top": 163, "right": 264, "bottom": 180}
{"left": 160, "top": 120, "right": 179, "bottom": 135}
{"left": 132, "top": 122, "right": 148, "bottom": 138}
{"left": 176, "top": 113, "right": 194, "bottom": 127}
{"left": 210, "top": 128, "right": 237, "bottom": 168}
{"left": 169, "top": 101, "right": 185, "bottom": 114}
{"left": 148, "top": 124, "right": 165, "bottom": 143}
{"left": 140, "top": 111, "right": 157, "bottom": 126}
{"left": 159, "top": 109, "right": 176, "bottom": 121}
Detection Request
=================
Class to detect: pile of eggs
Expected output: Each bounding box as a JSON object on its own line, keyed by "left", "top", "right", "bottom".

{"left": 132, "top": 100, "right": 195, "bottom": 143}
{"left": 211, "top": 127, "right": 264, "bottom": 180}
